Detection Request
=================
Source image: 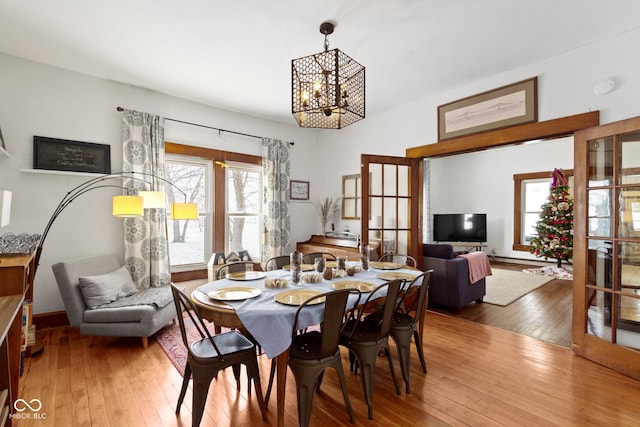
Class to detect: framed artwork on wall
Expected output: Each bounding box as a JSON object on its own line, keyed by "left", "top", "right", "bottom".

{"left": 290, "top": 180, "right": 310, "bottom": 201}
{"left": 437, "top": 77, "right": 538, "bottom": 141}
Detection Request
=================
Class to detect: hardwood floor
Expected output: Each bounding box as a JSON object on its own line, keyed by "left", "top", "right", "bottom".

{"left": 429, "top": 261, "right": 573, "bottom": 347}
{"left": 16, "top": 308, "right": 640, "bottom": 426}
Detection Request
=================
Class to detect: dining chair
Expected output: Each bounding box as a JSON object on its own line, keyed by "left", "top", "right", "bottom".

{"left": 282, "top": 289, "right": 359, "bottom": 427}
{"left": 301, "top": 251, "right": 337, "bottom": 264}
{"left": 215, "top": 260, "right": 261, "bottom": 280}
{"left": 366, "top": 270, "right": 433, "bottom": 393}
{"left": 264, "top": 255, "right": 290, "bottom": 271}
{"left": 170, "top": 284, "right": 267, "bottom": 426}
{"left": 339, "top": 279, "right": 402, "bottom": 419}
{"left": 378, "top": 253, "right": 417, "bottom": 268}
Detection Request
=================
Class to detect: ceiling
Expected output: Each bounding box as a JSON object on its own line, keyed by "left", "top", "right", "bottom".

{"left": 1, "top": 1, "right": 639, "bottom": 125}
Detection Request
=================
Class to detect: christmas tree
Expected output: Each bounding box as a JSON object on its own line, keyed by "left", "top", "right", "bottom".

{"left": 529, "top": 168, "right": 573, "bottom": 268}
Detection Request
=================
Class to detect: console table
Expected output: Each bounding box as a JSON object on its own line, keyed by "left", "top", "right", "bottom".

{"left": 436, "top": 242, "right": 487, "bottom": 253}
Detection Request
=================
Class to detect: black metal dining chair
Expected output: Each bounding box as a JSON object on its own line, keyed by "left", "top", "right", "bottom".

{"left": 285, "top": 289, "right": 359, "bottom": 426}
{"left": 215, "top": 260, "right": 261, "bottom": 279}
{"left": 378, "top": 253, "right": 417, "bottom": 268}
{"left": 301, "top": 251, "right": 337, "bottom": 264}
{"left": 339, "top": 279, "right": 402, "bottom": 419}
{"left": 264, "top": 255, "right": 290, "bottom": 271}
{"left": 170, "top": 284, "right": 266, "bottom": 426}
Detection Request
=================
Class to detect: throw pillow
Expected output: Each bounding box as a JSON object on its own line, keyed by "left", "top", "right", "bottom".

{"left": 79, "top": 266, "right": 137, "bottom": 309}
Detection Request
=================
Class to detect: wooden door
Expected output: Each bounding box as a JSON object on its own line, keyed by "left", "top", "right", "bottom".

{"left": 360, "top": 154, "right": 423, "bottom": 268}
{"left": 573, "top": 116, "right": 640, "bottom": 379}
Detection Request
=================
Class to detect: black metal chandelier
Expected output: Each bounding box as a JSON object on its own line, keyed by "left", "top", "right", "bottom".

{"left": 292, "top": 21, "right": 365, "bottom": 129}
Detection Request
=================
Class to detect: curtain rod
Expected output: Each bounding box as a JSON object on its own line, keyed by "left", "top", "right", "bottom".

{"left": 116, "top": 106, "right": 266, "bottom": 141}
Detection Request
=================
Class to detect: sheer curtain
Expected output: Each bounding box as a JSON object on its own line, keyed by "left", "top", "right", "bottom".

{"left": 121, "top": 109, "right": 170, "bottom": 289}
{"left": 261, "top": 138, "right": 292, "bottom": 263}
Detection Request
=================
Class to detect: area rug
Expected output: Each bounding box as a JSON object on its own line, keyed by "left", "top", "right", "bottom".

{"left": 484, "top": 268, "right": 554, "bottom": 306}
{"left": 522, "top": 265, "right": 574, "bottom": 280}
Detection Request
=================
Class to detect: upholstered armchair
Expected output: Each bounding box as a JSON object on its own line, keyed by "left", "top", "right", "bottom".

{"left": 52, "top": 254, "right": 177, "bottom": 347}
{"left": 422, "top": 244, "right": 486, "bottom": 311}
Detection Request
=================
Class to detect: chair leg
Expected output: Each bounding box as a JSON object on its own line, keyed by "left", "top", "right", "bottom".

{"left": 264, "top": 358, "right": 276, "bottom": 405}
{"left": 245, "top": 358, "right": 267, "bottom": 420}
{"left": 141, "top": 336, "right": 148, "bottom": 348}
{"left": 391, "top": 331, "right": 413, "bottom": 393}
{"left": 176, "top": 362, "right": 192, "bottom": 414}
{"left": 190, "top": 367, "right": 217, "bottom": 427}
{"left": 384, "top": 344, "right": 401, "bottom": 395}
{"left": 349, "top": 346, "right": 377, "bottom": 420}
{"left": 331, "top": 358, "right": 355, "bottom": 423}
{"left": 413, "top": 329, "right": 427, "bottom": 373}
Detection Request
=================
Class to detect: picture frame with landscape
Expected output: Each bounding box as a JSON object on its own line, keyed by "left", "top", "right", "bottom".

{"left": 437, "top": 77, "right": 538, "bottom": 141}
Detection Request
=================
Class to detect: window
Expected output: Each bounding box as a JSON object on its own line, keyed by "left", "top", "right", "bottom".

{"left": 225, "top": 162, "right": 262, "bottom": 260}
{"left": 164, "top": 143, "right": 263, "bottom": 274}
{"left": 165, "top": 156, "right": 211, "bottom": 270}
{"left": 513, "top": 170, "right": 573, "bottom": 251}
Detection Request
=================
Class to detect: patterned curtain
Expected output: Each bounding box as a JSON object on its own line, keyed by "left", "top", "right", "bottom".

{"left": 121, "top": 109, "right": 170, "bottom": 289}
{"left": 261, "top": 138, "right": 292, "bottom": 263}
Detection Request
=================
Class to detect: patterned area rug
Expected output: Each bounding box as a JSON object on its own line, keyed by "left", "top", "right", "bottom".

{"left": 484, "top": 268, "right": 554, "bottom": 306}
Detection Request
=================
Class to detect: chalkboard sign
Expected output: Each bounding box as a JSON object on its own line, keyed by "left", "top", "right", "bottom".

{"left": 33, "top": 136, "right": 111, "bottom": 174}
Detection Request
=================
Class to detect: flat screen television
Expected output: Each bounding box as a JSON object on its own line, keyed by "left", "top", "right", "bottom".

{"left": 433, "top": 213, "right": 487, "bottom": 243}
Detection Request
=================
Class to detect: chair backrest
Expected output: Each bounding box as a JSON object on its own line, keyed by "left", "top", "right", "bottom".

{"left": 379, "top": 253, "right": 417, "bottom": 267}
{"left": 264, "top": 255, "right": 290, "bottom": 271}
{"left": 170, "top": 283, "right": 223, "bottom": 356}
{"left": 349, "top": 279, "right": 402, "bottom": 339}
{"left": 302, "top": 252, "right": 337, "bottom": 264}
{"left": 215, "top": 261, "right": 260, "bottom": 279}
{"left": 292, "top": 289, "right": 357, "bottom": 359}
{"left": 51, "top": 254, "right": 122, "bottom": 327}
{"left": 397, "top": 270, "right": 432, "bottom": 319}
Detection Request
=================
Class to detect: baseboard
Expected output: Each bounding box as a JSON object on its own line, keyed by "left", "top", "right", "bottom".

{"left": 33, "top": 310, "right": 69, "bottom": 329}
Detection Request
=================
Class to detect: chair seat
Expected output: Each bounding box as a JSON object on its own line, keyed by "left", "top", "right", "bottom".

{"left": 290, "top": 331, "right": 324, "bottom": 360}
{"left": 341, "top": 319, "right": 384, "bottom": 343}
{"left": 190, "top": 330, "right": 254, "bottom": 359}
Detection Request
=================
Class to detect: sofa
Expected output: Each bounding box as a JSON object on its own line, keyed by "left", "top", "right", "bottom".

{"left": 422, "top": 244, "right": 486, "bottom": 311}
{"left": 52, "top": 254, "right": 178, "bottom": 347}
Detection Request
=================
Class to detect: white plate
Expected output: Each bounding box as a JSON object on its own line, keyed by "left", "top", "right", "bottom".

{"left": 274, "top": 289, "right": 324, "bottom": 306}
{"left": 376, "top": 272, "right": 419, "bottom": 281}
{"left": 331, "top": 280, "right": 376, "bottom": 293}
{"left": 283, "top": 264, "right": 315, "bottom": 271}
{"left": 208, "top": 287, "right": 262, "bottom": 301}
{"left": 226, "top": 271, "right": 267, "bottom": 281}
{"left": 369, "top": 261, "right": 402, "bottom": 270}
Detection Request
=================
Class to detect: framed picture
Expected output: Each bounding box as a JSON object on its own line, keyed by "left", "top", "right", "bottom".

{"left": 33, "top": 136, "right": 111, "bottom": 174}
{"left": 437, "top": 77, "right": 538, "bottom": 141}
{"left": 290, "top": 180, "right": 310, "bottom": 201}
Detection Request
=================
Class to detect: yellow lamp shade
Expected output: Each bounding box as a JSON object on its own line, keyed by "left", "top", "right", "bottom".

{"left": 138, "top": 190, "right": 166, "bottom": 209}
{"left": 112, "top": 195, "right": 144, "bottom": 217}
{"left": 170, "top": 202, "right": 199, "bottom": 220}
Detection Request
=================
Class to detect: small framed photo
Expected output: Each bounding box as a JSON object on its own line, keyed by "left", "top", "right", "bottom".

{"left": 290, "top": 180, "right": 310, "bottom": 201}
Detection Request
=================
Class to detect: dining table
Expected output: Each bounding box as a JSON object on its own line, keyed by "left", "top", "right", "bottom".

{"left": 191, "top": 260, "right": 421, "bottom": 427}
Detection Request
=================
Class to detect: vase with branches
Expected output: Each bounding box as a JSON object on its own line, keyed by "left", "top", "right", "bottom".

{"left": 313, "top": 197, "right": 342, "bottom": 234}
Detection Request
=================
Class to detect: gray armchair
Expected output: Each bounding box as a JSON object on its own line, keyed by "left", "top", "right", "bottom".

{"left": 422, "top": 244, "right": 486, "bottom": 311}
{"left": 52, "top": 254, "right": 177, "bottom": 347}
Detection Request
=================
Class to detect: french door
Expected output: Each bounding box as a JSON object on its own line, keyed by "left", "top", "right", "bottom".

{"left": 360, "top": 154, "right": 423, "bottom": 268}
{"left": 573, "top": 116, "right": 640, "bottom": 379}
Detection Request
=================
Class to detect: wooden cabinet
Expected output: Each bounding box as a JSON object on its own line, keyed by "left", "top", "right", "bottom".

{"left": 0, "top": 252, "right": 36, "bottom": 425}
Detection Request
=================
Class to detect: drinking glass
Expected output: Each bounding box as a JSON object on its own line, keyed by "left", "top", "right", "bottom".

{"left": 360, "top": 244, "right": 370, "bottom": 270}
{"left": 336, "top": 255, "right": 347, "bottom": 272}
{"left": 290, "top": 251, "right": 302, "bottom": 285}
{"left": 314, "top": 257, "right": 326, "bottom": 273}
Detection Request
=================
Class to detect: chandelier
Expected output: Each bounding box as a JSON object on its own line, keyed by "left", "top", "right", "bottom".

{"left": 292, "top": 21, "right": 365, "bottom": 129}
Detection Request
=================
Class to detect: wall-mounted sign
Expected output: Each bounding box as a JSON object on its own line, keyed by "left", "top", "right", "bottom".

{"left": 33, "top": 136, "right": 111, "bottom": 174}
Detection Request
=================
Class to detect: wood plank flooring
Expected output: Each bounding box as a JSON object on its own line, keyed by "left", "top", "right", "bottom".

{"left": 428, "top": 262, "right": 573, "bottom": 347}
{"left": 16, "top": 309, "right": 640, "bottom": 426}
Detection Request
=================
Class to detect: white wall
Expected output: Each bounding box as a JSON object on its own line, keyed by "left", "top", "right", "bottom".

{"left": 315, "top": 28, "right": 640, "bottom": 258}
{"left": 0, "top": 53, "right": 319, "bottom": 314}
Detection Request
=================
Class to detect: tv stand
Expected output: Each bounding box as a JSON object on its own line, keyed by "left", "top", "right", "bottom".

{"left": 436, "top": 242, "right": 487, "bottom": 253}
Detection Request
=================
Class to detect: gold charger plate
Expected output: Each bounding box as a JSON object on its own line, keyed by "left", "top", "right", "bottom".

{"left": 208, "top": 286, "right": 262, "bottom": 301}
{"left": 369, "top": 261, "right": 402, "bottom": 270}
{"left": 274, "top": 289, "right": 324, "bottom": 306}
{"left": 331, "top": 280, "right": 376, "bottom": 293}
{"left": 226, "top": 271, "right": 267, "bottom": 281}
{"left": 376, "top": 271, "right": 419, "bottom": 281}
{"left": 283, "top": 264, "right": 315, "bottom": 271}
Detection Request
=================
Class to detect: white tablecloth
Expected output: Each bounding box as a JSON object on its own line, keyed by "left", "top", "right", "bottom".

{"left": 195, "top": 265, "right": 420, "bottom": 359}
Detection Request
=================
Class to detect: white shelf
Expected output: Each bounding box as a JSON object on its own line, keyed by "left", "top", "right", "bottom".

{"left": 20, "top": 168, "right": 105, "bottom": 177}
